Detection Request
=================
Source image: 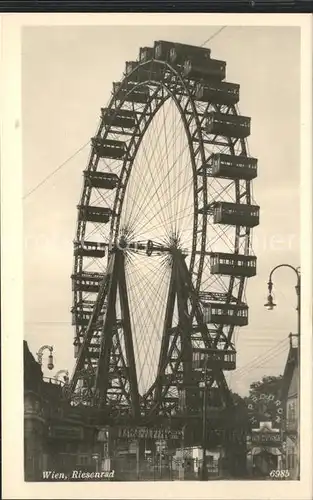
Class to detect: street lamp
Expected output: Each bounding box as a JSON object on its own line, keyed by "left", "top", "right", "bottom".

{"left": 264, "top": 294, "right": 276, "bottom": 311}
{"left": 37, "top": 345, "right": 54, "bottom": 370}
{"left": 264, "top": 263, "right": 300, "bottom": 479}
{"left": 264, "top": 264, "right": 301, "bottom": 338}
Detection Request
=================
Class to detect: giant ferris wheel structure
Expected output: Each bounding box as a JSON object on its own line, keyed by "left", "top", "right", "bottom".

{"left": 66, "top": 40, "right": 259, "bottom": 430}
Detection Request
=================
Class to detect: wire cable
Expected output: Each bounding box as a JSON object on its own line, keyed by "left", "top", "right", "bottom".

{"left": 200, "top": 26, "right": 227, "bottom": 47}
{"left": 23, "top": 141, "right": 89, "bottom": 200}
{"left": 232, "top": 340, "right": 289, "bottom": 382}
{"left": 233, "top": 338, "right": 288, "bottom": 377}
{"left": 23, "top": 29, "right": 228, "bottom": 202}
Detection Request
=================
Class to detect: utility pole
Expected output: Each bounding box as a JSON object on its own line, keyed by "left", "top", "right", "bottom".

{"left": 201, "top": 360, "right": 208, "bottom": 481}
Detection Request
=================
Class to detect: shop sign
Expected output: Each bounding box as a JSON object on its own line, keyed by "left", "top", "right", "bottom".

{"left": 117, "top": 426, "right": 183, "bottom": 440}
{"left": 247, "top": 393, "right": 283, "bottom": 426}
{"left": 251, "top": 433, "right": 281, "bottom": 446}
{"left": 48, "top": 425, "right": 83, "bottom": 440}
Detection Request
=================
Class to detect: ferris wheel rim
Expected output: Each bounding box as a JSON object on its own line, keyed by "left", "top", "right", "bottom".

{"left": 71, "top": 44, "right": 257, "bottom": 408}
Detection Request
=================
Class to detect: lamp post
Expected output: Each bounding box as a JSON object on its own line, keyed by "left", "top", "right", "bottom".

{"left": 190, "top": 350, "right": 210, "bottom": 481}
{"left": 201, "top": 362, "right": 209, "bottom": 481}
{"left": 36, "top": 345, "right": 54, "bottom": 370}
{"left": 190, "top": 352, "right": 210, "bottom": 481}
{"left": 264, "top": 264, "right": 301, "bottom": 340}
{"left": 264, "top": 263, "right": 300, "bottom": 479}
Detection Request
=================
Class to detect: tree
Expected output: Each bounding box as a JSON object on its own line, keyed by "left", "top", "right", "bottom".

{"left": 226, "top": 390, "right": 249, "bottom": 427}
{"left": 249, "top": 375, "right": 283, "bottom": 395}
{"left": 231, "top": 390, "right": 247, "bottom": 406}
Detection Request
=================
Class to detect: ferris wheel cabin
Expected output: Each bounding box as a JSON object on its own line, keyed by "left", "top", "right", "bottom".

{"left": 154, "top": 40, "right": 175, "bottom": 60}
{"left": 74, "top": 240, "right": 107, "bottom": 258}
{"left": 101, "top": 107, "right": 136, "bottom": 129}
{"left": 84, "top": 171, "right": 119, "bottom": 190}
{"left": 202, "top": 302, "right": 249, "bottom": 327}
{"left": 206, "top": 112, "right": 251, "bottom": 139}
{"left": 113, "top": 82, "right": 150, "bottom": 104}
{"left": 207, "top": 153, "right": 258, "bottom": 180}
{"left": 192, "top": 347, "right": 236, "bottom": 371}
{"left": 91, "top": 137, "right": 126, "bottom": 160}
{"left": 77, "top": 205, "right": 112, "bottom": 224}
{"left": 183, "top": 58, "right": 226, "bottom": 81}
{"left": 125, "top": 60, "right": 164, "bottom": 83}
{"left": 71, "top": 304, "right": 105, "bottom": 327}
{"left": 169, "top": 42, "right": 211, "bottom": 65}
{"left": 178, "top": 384, "right": 227, "bottom": 417}
{"left": 210, "top": 252, "right": 257, "bottom": 278}
{"left": 125, "top": 61, "right": 139, "bottom": 74}
{"left": 71, "top": 272, "right": 103, "bottom": 293}
{"left": 139, "top": 46, "right": 154, "bottom": 61}
{"left": 212, "top": 201, "right": 260, "bottom": 227}
{"left": 195, "top": 82, "right": 240, "bottom": 106}
{"left": 169, "top": 43, "right": 211, "bottom": 65}
{"left": 154, "top": 40, "right": 212, "bottom": 68}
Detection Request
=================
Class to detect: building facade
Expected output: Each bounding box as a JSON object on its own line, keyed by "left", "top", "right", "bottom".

{"left": 24, "top": 341, "right": 106, "bottom": 481}
{"left": 281, "top": 335, "right": 299, "bottom": 480}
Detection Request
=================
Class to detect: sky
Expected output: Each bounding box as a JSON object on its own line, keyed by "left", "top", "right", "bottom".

{"left": 23, "top": 25, "right": 300, "bottom": 397}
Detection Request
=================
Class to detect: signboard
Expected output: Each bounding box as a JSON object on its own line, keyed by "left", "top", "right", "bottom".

{"left": 248, "top": 421, "right": 283, "bottom": 448}
{"left": 251, "top": 433, "right": 281, "bottom": 446}
{"left": 247, "top": 393, "right": 284, "bottom": 426}
{"left": 117, "top": 427, "right": 183, "bottom": 440}
{"left": 48, "top": 425, "right": 84, "bottom": 440}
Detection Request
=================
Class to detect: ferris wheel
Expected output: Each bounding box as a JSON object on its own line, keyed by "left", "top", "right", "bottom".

{"left": 67, "top": 40, "right": 259, "bottom": 419}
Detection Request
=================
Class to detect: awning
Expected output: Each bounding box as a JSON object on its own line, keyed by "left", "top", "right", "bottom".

{"left": 249, "top": 447, "right": 282, "bottom": 456}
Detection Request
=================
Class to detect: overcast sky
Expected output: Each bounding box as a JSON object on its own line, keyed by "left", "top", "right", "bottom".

{"left": 23, "top": 25, "right": 300, "bottom": 396}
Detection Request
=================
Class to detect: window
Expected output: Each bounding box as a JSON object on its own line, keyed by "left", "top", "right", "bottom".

{"left": 78, "top": 455, "right": 90, "bottom": 466}
{"left": 288, "top": 451, "right": 295, "bottom": 469}
{"left": 287, "top": 400, "right": 297, "bottom": 422}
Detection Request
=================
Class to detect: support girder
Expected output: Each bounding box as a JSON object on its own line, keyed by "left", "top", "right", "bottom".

{"left": 68, "top": 250, "right": 140, "bottom": 417}
{"left": 68, "top": 247, "right": 233, "bottom": 416}
{"left": 148, "top": 251, "right": 233, "bottom": 415}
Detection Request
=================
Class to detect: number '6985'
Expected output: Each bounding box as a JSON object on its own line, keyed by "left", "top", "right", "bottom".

{"left": 269, "top": 470, "right": 290, "bottom": 478}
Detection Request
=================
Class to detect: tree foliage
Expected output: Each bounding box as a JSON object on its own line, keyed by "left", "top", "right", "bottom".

{"left": 249, "top": 375, "right": 283, "bottom": 396}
